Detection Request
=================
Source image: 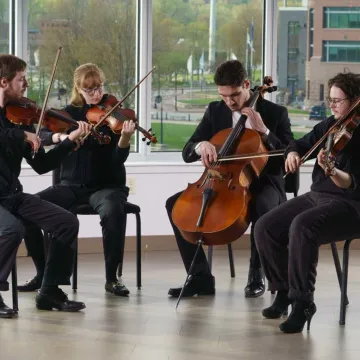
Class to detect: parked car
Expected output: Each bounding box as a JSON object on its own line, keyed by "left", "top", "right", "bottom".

{"left": 309, "top": 105, "right": 327, "bottom": 121}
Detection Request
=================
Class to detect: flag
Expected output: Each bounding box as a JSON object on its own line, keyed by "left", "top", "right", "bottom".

{"left": 246, "top": 30, "right": 251, "bottom": 47}
{"left": 249, "top": 18, "right": 255, "bottom": 52}
{"left": 199, "top": 51, "right": 205, "bottom": 71}
{"left": 187, "top": 54, "right": 193, "bottom": 75}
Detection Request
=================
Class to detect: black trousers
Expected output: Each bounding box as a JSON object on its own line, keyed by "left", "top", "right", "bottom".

{"left": 165, "top": 178, "right": 282, "bottom": 275}
{"left": 0, "top": 192, "right": 79, "bottom": 290}
{"left": 24, "top": 185, "right": 128, "bottom": 282}
{"left": 254, "top": 191, "right": 360, "bottom": 303}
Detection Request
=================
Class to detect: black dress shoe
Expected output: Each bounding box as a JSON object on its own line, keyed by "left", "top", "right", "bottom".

{"left": 262, "top": 290, "right": 291, "bottom": 319}
{"left": 0, "top": 294, "right": 17, "bottom": 318}
{"left": 168, "top": 274, "right": 215, "bottom": 297}
{"left": 279, "top": 301, "right": 317, "bottom": 333}
{"left": 244, "top": 267, "right": 265, "bottom": 298}
{"left": 36, "top": 288, "right": 86, "bottom": 312}
{"left": 105, "top": 278, "right": 130, "bottom": 297}
{"left": 17, "top": 276, "right": 42, "bottom": 292}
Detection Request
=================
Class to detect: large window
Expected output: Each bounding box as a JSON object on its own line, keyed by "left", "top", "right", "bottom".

{"left": 27, "top": 0, "right": 137, "bottom": 150}
{"left": 11, "top": 0, "right": 339, "bottom": 157}
{"left": 151, "top": 0, "right": 263, "bottom": 152}
{"left": 0, "top": 0, "right": 9, "bottom": 53}
{"left": 322, "top": 41, "right": 360, "bottom": 62}
{"left": 323, "top": 7, "right": 360, "bottom": 29}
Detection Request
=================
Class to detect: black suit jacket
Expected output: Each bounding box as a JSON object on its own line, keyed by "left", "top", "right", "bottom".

{"left": 182, "top": 98, "right": 293, "bottom": 200}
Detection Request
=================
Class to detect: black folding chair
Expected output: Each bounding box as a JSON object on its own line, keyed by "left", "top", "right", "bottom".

{"left": 11, "top": 261, "right": 18, "bottom": 312}
{"left": 44, "top": 167, "right": 142, "bottom": 291}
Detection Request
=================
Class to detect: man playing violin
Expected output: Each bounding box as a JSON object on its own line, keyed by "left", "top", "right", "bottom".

{"left": 19, "top": 63, "right": 136, "bottom": 297}
{"left": 254, "top": 72, "right": 360, "bottom": 333}
{"left": 0, "top": 54, "right": 91, "bottom": 317}
{"left": 166, "top": 60, "right": 293, "bottom": 298}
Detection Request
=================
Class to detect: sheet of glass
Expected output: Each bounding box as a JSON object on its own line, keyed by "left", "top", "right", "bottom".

{"left": 151, "top": 0, "right": 264, "bottom": 151}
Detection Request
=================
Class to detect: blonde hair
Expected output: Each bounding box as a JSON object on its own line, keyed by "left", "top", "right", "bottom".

{"left": 70, "top": 63, "right": 105, "bottom": 106}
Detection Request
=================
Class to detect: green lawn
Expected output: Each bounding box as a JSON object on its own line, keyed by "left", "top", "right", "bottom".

{"left": 288, "top": 109, "right": 308, "bottom": 114}
{"left": 150, "top": 123, "right": 306, "bottom": 151}
{"left": 177, "top": 101, "right": 331, "bottom": 117}
{"left": 151, "top": 123, "right": 196, "bottom": 150}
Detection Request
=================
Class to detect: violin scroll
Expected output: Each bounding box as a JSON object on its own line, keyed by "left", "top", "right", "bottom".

{"left": 141, "top": 127, "right": 157, "bottom": 145}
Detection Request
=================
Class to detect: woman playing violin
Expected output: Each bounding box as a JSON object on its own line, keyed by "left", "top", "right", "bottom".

{"left": 20, "top": 63, "right": 136, "bottom": 297}
{"left": 0, "top": 54, "right": 90, "bottom": 317}
{"left": 254, "top": 72, "right": 360, "bottom": 333}
{"left": 166, "top": 60, "right": 293, "bottom": 299}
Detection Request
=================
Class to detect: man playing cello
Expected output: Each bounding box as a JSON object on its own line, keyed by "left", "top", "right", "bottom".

{"left": 166, "top": 60, "right": 293, "bottom": 298}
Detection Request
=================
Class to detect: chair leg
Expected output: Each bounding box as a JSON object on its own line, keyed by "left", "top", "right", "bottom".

{"left": 43, "top": 232, "right": 50, "bottom": 257}
{"left": 227, "top": 243, "right": 235, "bottom": 278}
{"left": 340, "top": 239, "right": 352, "bottom": 326}
{"left": 11, "top": 261, "right": 18, "bottom": 312}
{"left": 135, "top": 213, "right": 142, "bottom": 289}
{"left": 207, "top": 245, "right": 213, "bottom": 272}
{"left": 330, "top": 242, "right": 349, "bottom": 305}
{"left": 72, "top": 238, "right": 78, "bottom": 292}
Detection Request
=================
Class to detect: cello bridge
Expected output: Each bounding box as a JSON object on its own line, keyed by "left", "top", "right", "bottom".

{"left": 207, "top": 170, "right": 225, "bottom": 180}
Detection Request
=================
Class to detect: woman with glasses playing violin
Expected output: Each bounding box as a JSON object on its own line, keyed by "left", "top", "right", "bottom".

{"left": 20, "top": 63, "right": 136, "bottom": 297}
{"left": 254, "top": 72, "right": 360, "bottom": 333}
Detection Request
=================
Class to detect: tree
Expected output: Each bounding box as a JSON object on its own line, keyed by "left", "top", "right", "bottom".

{"left": 217, "top": 0, "right": 263, "bottom": 68}
{"left": 30, "top": 0, "right": 136, "bottom": 105}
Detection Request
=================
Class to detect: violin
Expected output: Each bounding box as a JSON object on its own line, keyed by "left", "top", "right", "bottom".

{"left": 6, "top": 97, "right": 110, "bottom": 144}
{"left": 323, "top": 109, "right": 360, "bottom": 175}
{"left": 86, "top": 94, "right": 157, "bottom": 145}
{"left": 284, "top": 97, "right": 360, "bottom": 178}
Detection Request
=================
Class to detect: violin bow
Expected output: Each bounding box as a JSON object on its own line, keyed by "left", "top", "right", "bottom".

{"left": 216, "top": 149, "right": 284, "bottom": 162}
{"left": 35, "top": 46, "right": 63, "bottom": 138}
{"left": 81, "top": 66, "right": 156, "bottom": 141}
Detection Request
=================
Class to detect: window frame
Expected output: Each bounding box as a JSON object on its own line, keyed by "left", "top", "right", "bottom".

{"left": 16, "top": 0, "right": 276, "bottom": 163}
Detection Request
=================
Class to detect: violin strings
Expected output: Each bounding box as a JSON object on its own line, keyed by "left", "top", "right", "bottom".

{"left": 102, "top": 107, "right": 155, "bottom": 142}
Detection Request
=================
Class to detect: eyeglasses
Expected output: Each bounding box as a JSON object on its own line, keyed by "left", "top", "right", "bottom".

{"left": 326, "top": 97, "right": 348, "bottom": 106}
{"left": 81, "top": 85, "right": 103, "bottom": 96}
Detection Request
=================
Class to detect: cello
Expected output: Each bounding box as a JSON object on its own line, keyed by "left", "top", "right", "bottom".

{"left": 172, "top": 77, "right": 278, "bottom": 247}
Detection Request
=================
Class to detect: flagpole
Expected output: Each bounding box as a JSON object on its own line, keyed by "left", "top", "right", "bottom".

{"left": 250, "top": 42, "right": 253, "bottom": 82}
{"left": 250, "top": 18, "right": 254, "bottom": 82}
{"left": 187, "top": 52, "right": 193, "bottom": 100}
{"left": 190, "top": 53, "right": 193, "bottom": 100}
{"left": 245, "top": 28, "right": 249, "bottom": 77}
{"left": 208, "top": 0, "right": 216, "bottom": 71}
{"left": 199, "top": 49, "right": 205, "bottom": 90}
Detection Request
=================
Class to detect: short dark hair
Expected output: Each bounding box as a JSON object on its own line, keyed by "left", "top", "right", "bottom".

{"left": 214, "top": 60, "right": 247, "bottom": 87}
{"left": 0, "top": 54, "right": 27, "bottom": 81}
{"left": 328, "top": 72, "right": 360, "bottom": 103}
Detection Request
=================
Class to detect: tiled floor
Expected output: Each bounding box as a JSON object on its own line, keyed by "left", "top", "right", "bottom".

{"left": 1, "top": 249, "right": 360, "bottom": 360}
